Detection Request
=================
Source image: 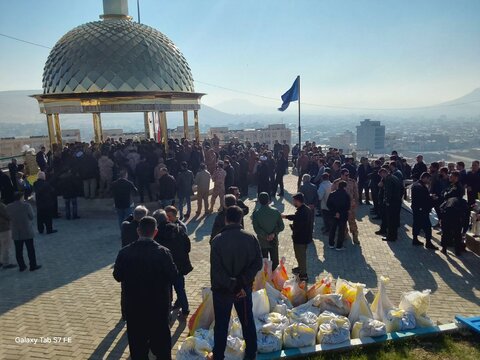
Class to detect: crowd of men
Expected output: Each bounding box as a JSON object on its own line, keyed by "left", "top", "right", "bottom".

{"left": 0, "top": 135, "right": 479, "bottom": 359}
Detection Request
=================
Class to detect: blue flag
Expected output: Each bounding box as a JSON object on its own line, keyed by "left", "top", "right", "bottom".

{"left": 278, "top": 76, "right": 300, "bottom": 111}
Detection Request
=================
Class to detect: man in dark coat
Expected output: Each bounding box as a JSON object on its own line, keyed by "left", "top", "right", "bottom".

{"left": 121, "top": 206, "right": 148, "bottom": 247}
{"left": 0, "top": 170, "right": 15, "bottom": 204}
{"left": 36, "top": 146, "right": 48, "bottom": 171}
{"left": 8, "top": 158, "right": 19, "bottom": 191}
{"left": 274, "top": 152, "right": 288, "bottom": 197}
{"left": 223, "top": 159, "right": 235, "bottom": 193}
{"left": 135, "top": 156, "right": 153, "bottom": 203}
{"left": 33, "top": 172, "right": 57, "bottom": 234}
{"left": 282, "top": 193, "right": 312, "bottom": 281}
{"left": 411, "top": 155, "right": 428, "bottom": 182}
{"left": 210, "top": 194, "right": 238, "bottom": 242}
{"left": 59, "top": 169, "right": 81, "bottom": 220}
{"left": 256, "top": 156, "right": 270, "bottom": 195}
{"left": 227, "top": 186, "right": 249, "bottom": 216}
{"left": 440, "top": 171, "right": 468, "bottom": 256}
{"left": 238, "top": 153, "right": 249, "bottom": 197}
{"left": 327, "top": 180, "right": 351, "bottom": 250}
{"left": 369, "top": 160, "right": 382, "bottom": 216}
{"left": 111, "top": 169, "right": 138, "bottom": 229}
{"left": 113, "top": 216, "right": 178, "bottom": 360}
{"left": 466, "top": 160, "right": 480, "bottom": 206}
{"left": 176, "top": 161, "right": 194, "bottom": 220}
{"left": 379, "top": 167, "right": 403, "bottom": 242}
{"left": 79, "top": 151, "right": 99, "bottom": 199}
{"left": 154, "top": 210, "right": 193, "bottom": 317}
{"left": 158, "top": 167, "right": 176, "bottom": 208}
{"left": 357, "top": 157, "right": 372, "bottom": 205}
{"left": 411, "top": 172, "right": 438, "bottom": 250}
{"left": 266, "top": 152, "right": 276, "bottom": 195}
{"left": 209, "top": 206, "right": 262, "bottom": 360}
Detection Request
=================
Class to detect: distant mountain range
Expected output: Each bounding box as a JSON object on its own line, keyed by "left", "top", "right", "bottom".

{"left": 0, "top": 88, "right": 478, "bottom": 132}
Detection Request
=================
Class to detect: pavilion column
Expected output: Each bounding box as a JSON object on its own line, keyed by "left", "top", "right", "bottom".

{"left": 53, "top": 113, "right": 62, "bottom": 147}
{"left": 193, "top": 110, "right": 200, "bottom": 142}
{"left": 46, "top": 114, "right": 56, "bottom": 149}
{"left": 183, "top": 111, "right": 189, "bottom": 139}
{"left": 151, "top": 112, "right": 157, "bottom": 142}
{"left": 143, "top": 112, "right": 152, "bottom": 139}
{"left": 92, "top": 112, "right": 103, "bottom": 143}
{"left": 158, "top": 111, "right": 168, "bottom": 154}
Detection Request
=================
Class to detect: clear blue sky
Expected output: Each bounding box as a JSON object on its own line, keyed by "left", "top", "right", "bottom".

{"left": 1, "top": 0, "right": 479, "bottom": 109}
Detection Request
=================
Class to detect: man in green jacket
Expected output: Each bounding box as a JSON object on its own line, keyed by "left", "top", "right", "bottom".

{"left": 252, "top": 192, "right": 285, "bottom": 269}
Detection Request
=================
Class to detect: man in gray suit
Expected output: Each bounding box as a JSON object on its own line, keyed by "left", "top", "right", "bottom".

{"left": 6, "top": 192, "right": 41, "bottom": 272}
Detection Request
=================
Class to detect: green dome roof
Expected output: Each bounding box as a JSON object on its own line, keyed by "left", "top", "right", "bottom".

{"left": 43, "top": 19, "right": 194, "bottom": 94}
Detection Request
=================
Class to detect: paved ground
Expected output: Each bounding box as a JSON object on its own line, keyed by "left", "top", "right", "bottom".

{"left": 0, "top": 174, "right": 479, "bottom": 360}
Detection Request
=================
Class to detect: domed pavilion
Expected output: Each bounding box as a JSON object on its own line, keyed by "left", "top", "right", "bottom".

{"left": 32, "top": 0, "right": 204, "bottom": 148}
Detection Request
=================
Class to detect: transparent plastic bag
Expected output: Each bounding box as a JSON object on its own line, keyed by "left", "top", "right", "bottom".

{"left": 193, "top": 329, "right": 214, "bottom": 348}
{"left": 282, "top": 276, "right": 307, "bottom": 307}
{"left": 256, "top": 312, "right": 290, "bottom": 333}
{"left": 273, "top": 303, "right": 288, "bottom": 316}
{"left": 335, "top": 278, "right": 364, "bottom": 304}
{"left": 228, "top": 317, "right": 243, "bottom": 339}
{"left": 385, "top": 309, "right": 416, "bottom": 332}
{"left": 288, "top": 311, "right": 319, "bottom": 332}
{"left": 252, "top": 289, "right": 270, "bottom": 318}
{"left": 265, "top": 282, "right": 292, "bottom": 311}
{"left": 177, "top": 336, "right": 212, "bottom": 360}
{"left": 317, "top": 317, "right": 351, "bottom": 344}
{"left": 257, "top": 329, "right": 283, "bottom": 353}
{"left": 351, "top": 316, "right": 387, "bottom": 339}
{"left": 399, "top": 290, "right": 431, "bottom": 316}
{"left": 290, "top": 298, "right": 321, "bottom": 316}
{"left": 348, "top": 285, "right": 374, "bottom": 328}
{"left": 371, "top": 276, "right": 394, "bottom": 322}
{"left": 312, "top": 294, "right": 351, "bottom": 316}
{"left": 283, "top": 323, "right": 316, "bottom": 348}
{"left": 272, "top": 257, "right": 289, "bottom": 291}
{"left": 399, "top": 290, "right": 434, "bottom": 327}
{"left": 317, "top": 311, "right": 347, "bottom": 325}
{"left": 225, "top": 336, "right": 246, "bottom": 360}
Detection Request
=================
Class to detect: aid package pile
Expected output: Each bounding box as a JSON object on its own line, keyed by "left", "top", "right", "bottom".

{"left": 178, "top": 260, "right": 435, "bottom": 358}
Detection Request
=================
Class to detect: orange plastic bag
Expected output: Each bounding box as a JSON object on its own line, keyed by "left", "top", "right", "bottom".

{"left": 253, "top": 259, "right": 273, "bottom": 291}
{"left": 272, "top": 257, "right": 288, "bottom": 291}
{"left": 188, "top": 289, "right": 214, "bottom": 335}
{"left": 306, "top": 274, "right": 333, "bottom": 300}
{"left": 282, "top": 276, "right": 307, "bottom": 307}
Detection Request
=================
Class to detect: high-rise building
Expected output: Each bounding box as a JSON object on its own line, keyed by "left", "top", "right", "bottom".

{"left": 356, "top": 119, "right": 385, "bottom": 154}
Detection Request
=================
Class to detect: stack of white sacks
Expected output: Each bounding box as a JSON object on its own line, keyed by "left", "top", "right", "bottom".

{"left": 178, "top": 258, "right": 434, "bottom": 359}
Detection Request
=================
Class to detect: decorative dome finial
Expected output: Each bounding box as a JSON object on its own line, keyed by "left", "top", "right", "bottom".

{"left": 100, "top": 0, "right": 132, "bottom": 20}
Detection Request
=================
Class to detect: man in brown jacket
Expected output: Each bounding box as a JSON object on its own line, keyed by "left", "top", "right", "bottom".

{"left": 331, "top": 168, "right": 360, "bottom": 244}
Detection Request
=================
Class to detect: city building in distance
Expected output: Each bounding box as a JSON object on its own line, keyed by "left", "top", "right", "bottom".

{"left": 209, "top": 123, "right": 291, "bottom": 146}
{"left": 356, "top": 119, "right": 385, "bottom": 154}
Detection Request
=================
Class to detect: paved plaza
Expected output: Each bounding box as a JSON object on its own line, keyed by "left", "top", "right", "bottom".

{"left": 0, "top": 174, "right": 479, "bottom": 360}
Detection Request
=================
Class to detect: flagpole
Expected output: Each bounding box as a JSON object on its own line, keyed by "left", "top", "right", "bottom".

{"left": 298, "top": 75, "right": 301, "bottom": 149}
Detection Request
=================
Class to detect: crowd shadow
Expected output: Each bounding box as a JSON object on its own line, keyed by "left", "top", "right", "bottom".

{"left": 0, "top": 212, "right": 120, "bottom": 316}
{"left": 88, "top": 320, "right": 128, "bottom": 360}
